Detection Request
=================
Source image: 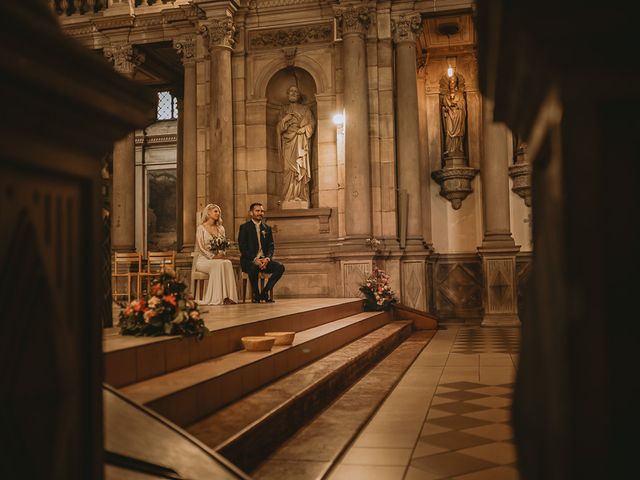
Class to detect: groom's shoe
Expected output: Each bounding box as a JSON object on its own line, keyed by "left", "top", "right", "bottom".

{"left": 251, "top": 295, "right": 261, "bottom": 304}
{"left": 261, "top": 291, "right": 274, "bottom": 303}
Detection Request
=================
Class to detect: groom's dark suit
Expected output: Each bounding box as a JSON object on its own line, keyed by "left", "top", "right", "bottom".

{"left": 237, "top": 220, "right": 285, "bottom": 301}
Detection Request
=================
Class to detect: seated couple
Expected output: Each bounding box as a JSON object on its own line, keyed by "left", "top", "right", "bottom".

{"left": 194, "top": 202, "right": 285, "bottom": 305}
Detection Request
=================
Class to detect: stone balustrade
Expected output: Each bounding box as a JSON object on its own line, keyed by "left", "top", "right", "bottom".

{"left": 49, "top": 0, "right": 182, "bottom": 16}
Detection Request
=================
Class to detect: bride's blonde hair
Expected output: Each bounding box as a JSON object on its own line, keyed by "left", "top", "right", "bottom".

{"left": 200, "top": 204, "right": 223, "bottom": 226}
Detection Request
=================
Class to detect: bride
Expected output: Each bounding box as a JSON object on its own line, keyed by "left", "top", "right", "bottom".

{"left": 194, "top": 204, "right": 238, "bottom": 305}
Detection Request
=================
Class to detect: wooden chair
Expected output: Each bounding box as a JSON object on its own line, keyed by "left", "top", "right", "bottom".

{"left": 112, "top": 252, "right": 142, "bottom": 304}
{"left": 142, "top": 251, "right": 176, "bottom": 294}
{"left": 241, "top": 271, "right": 273, "bottom": 303}
{"left": 191, "top": 251, "right": 209, "bottom": 302}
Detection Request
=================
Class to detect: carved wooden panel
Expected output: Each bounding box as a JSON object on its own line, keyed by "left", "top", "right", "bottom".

{"left": 433, "top": 256, "right": 483, "bottom": 319}
{"left": 0, "top": 165, "right": 98, "bottom": 479}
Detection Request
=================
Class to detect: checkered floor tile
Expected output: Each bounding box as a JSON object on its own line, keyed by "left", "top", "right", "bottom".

{"left": 451, "top": 327, "right": 520, "bottom": 354}
{"left": 410, "top": 381, "right": 519, "bottom": 479}
{"left": 407, "top": 326, "right": 521, "bottom": 480}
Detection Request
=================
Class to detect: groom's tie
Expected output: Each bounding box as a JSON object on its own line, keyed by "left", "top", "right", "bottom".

{"left": 255, "top": 222, "right": 263, "bottom": 257}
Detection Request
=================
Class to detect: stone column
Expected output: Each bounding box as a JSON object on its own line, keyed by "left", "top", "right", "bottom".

{"left": 336, "top": 5, "right": 372, "bottom": 239}
{"left": 175, "top": 36, "right": 197, "bottom": 251}
{"left": 393, "top": 12, "right": 423, "bottom": 243}
{"left": 202, "top": 18, "right": 235, "bottom": 235}
{"left": 105, "top": 44, "right": 144, "bottom": 251}
{"left": 478, "top": 97, "right": 520, "bottom": 326}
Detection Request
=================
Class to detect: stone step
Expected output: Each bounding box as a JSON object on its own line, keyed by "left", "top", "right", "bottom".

{"left": 105, "top": 299, "right": 362, "bottom": 388}
{"left": 120, "top": 310, "right": 392, "bottom": 427}
{"left": 251, "top": 330, "right": 435, "bottom": 479}
{"left": 187, "top": 321, "right": 415, "bottom": 474}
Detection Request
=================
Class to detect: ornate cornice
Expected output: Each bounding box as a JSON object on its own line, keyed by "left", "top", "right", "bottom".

{"left": 334, "top": 5, "right": 373, "bottom": 37}
{"left": 392, "top": 12, "right": 423, "bottom": 44}
{"left": 174, "top": 36, "right": 197, "bottom": 65}
{"left": 135, "top": 134, "right": 178, "bottom": 146}
{"left": 104, "top": 44, "right": 145, "bottom": 76}
{"left": 200, "top": 18, "right": 237, "bottom": 50}
{"left": 248, "top": 22, "right": 333, "bottom": 50}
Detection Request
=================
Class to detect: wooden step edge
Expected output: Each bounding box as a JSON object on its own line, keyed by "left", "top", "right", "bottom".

{"left": 105, "top": 299, "right": 364, "bottom": 389}
{"left": 120, "top": 311, "right": 389, "bottom": 405}
{"left": 394, "top": 303, "right": 439, "bottom": 330}
{"left": 213, "top": 321, "right": 415, "bottom": 473}
{"left": 250, "top": 330, "right": 436, "bottom": 480}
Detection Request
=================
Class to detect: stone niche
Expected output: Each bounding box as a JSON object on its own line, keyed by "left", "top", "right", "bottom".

{"left": 265, "top": 67, "right": 318, "bottom": 210}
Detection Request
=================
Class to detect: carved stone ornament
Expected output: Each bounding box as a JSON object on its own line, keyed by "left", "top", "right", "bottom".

{"left": 200, "top": 18, "right": 236, "bottom": 50}
{"left": 509, "top": 137, "right": 532, "bottom": 206}
{"left": 334, "top": 5, "right": 372, "bottom": 36}
{"left": 431, "top": 166, "right": 478, "bottom": 210}
{"left": 248, "top": 23, "right": 333, "bottom": 50}
{"left": 174, "top": 37, "right": 196, "bottom": 65}
{"left": 104, "top": 44, "right": 145, "bottom": 76}
{"left": 392, "top": 12, "right": 423, "bottom": 44}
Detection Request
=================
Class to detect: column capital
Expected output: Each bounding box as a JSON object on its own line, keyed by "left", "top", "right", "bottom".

{"left": 392, "top": 12, "right": 423, "bottom": 44}
{"left": 334, "top": 5, "right": 373, "bottom": 37}
{"left": 104, "top": 44, "right": 144, "bottom": 76}
{"left": 173, "top": 36, "right": 197, "bottom": 66}
{"left": 200, "top": 18, "right": 237, "bottom": 51}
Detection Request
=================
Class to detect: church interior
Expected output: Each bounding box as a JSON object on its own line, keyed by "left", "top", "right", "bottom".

{"left": 0, "top": 1, "right": 636, "bottom": 479}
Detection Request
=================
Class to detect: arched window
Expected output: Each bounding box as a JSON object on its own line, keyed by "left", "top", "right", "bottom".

{"left": 156, "top": 91, "right": 179, "bottom": 120}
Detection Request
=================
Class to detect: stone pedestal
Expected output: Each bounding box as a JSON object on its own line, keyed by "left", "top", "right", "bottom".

{"left": 282, "top": 199, "right": 310, "bottom": 210}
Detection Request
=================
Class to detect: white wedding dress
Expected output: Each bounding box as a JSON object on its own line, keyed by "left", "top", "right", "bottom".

{"left": 194, "top": 224, "right": 238, "bottom": 305}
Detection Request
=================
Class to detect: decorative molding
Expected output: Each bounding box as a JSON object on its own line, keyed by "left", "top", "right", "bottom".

{"left": 174, "top": 36, "right": 197, "bottom": 65}
{"left": 334, "top": 5, "right": 373, "bottom": 37}
{"left": 401, "top": 261, "right": 426, "bottom": 311}
{"left": 342, "top": 261, "right": 372, "bottom": 298}
{"left": 200, "top": 18, "right": 237, "bottom": 50}
{"left": 135, "top": 134, "right": 178, "bottom": 146}
{"left": 252, "top": 0, "right": 319, "bottom": 7}
{"left": 392, "top": 12, "right": 423, "bottom": 44}
{"left": 480, "top": 253, "right": 520, "bottom": 326}
{"left": 248, "top": 22, "right": 333, "bottom": 50}
{"left": 104, "top": 44, "right": 145, "bottom": 76}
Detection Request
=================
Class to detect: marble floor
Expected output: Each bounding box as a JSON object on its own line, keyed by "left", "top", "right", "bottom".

{"left": 329, "top": 325, "right": 520, "bottom": 480}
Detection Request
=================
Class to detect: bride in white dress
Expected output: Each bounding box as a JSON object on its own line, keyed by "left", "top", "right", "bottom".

{"left": 194, "top": 204, "right": 238, "bottom": 305}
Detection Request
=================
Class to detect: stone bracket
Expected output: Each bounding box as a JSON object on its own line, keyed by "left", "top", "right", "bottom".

{"left": 431, "top": 166, "right": 478, "bottom": 209}
{"left": 509, "top": 162, "right": 532, "bottom": 207}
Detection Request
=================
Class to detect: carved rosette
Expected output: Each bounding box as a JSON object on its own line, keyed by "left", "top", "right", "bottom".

{"left": 509, "top": 138, "right": 532, "bottom": 206}
{"left": 104, "top": 44, "right": 145, "bottom": 76}
{"left": 431, "top": 166, "right": 478, "bottom": 210}
{"left": 200, "top": 18, "right": 236, "bottom": 50}
{"left": 334, "top": 5, "right": 372, "bottom": 37}
{"left": 173, "top": 36, "right": 197, "bottom": 66}
{"left": 392, "top": 12, "right": 423, "bottom": 44}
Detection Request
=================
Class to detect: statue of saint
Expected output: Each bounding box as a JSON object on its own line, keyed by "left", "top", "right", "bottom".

{"left": 440, "top": 73, "right": 467, "bottom": 156}
{"left": 277, "top": 85, "right": 315, "bottom": 207}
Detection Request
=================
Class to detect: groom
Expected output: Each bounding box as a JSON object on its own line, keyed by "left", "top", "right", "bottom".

{"left": 238, "top": 203, "right": 285, "bottom": 303}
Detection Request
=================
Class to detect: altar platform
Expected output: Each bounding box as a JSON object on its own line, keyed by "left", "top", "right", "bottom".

{"left": 103, "top": 298, "right": 363, "bottom": 388}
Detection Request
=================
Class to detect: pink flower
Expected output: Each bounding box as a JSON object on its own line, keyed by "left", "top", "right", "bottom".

{"left": 163, "top": 294, "right": 177, "bottom": 307}
{"left": 189, "top": 310, "right": 200, "bottom": 320}
{"left": 143, "top": 309, "right": 156, "bottom": 323}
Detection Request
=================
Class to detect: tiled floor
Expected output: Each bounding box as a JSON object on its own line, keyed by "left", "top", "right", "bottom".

{"left": 329, "top": 325, "right": 520, "bottom": 480}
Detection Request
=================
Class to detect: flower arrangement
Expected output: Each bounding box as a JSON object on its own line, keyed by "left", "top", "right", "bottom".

{"left": 118, "top": 269, "right": 209, "bottom": 339}
{"left": 359, "top": 266, "right": 396, "bottom": 311}
{"left": 209, "top": 235, "right": 230, "bottom": 254}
